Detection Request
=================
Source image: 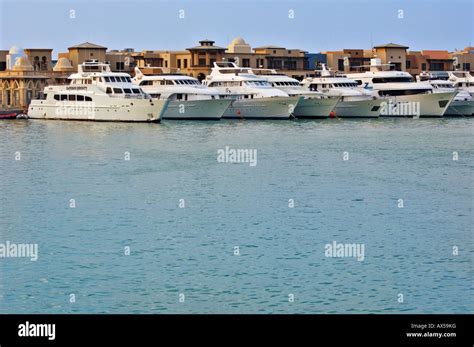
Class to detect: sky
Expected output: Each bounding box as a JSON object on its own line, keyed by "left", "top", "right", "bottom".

{"left": 0, "top": 0, "right": 473, "bottom": 57}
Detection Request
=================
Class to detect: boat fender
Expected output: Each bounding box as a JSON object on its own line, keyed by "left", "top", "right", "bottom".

{"left": 16, "top": 113, "right": 29, "bottom": 119}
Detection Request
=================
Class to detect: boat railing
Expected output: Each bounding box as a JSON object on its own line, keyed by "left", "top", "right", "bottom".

{"left": 108, "top": 94, "right": 149, "bottom": 99}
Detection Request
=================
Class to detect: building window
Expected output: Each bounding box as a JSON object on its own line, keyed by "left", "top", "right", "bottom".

{"left": 198, "top": 58, "right": 206, "bottom": 66}
{"left": 463, "top": 63, "right": 471, "bottom": 71}
{"left": 177, "top": 59, "right": 181, "bottom": 69}
{"left": 90, "top": 53, "right": 94, "bottom": 57}
{"left": 421, "top": 63, "right": 426, "bottom": 71}
{"left": 429, "top": 62, "right": 444, "bottom": 71}
{"left": 165, "top": 61, "right": 168, "bottom": 68}
{"left": 406, "top": 60, "right": 411, "bottom": 69}
{"left": 242, "top": 59, "right": 250, "bottom": 67}
{"left": 210, "top": 58, "right": 216, "bottom": 66}
{"left": 338, "top": 59, "right": 344, "bottom": 71}
{"left": 116, "top": 62, "right": 125, "bottom": 70}
{"left": 184, "top": 59, "right": 188, "bottom": 68}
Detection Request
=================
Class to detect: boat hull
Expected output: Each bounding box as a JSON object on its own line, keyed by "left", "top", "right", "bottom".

{"left": 28, "top": 98, "right": 169, "bottom": 122}
{"left": 294, "top": 97, "right": 339, "bottom": 118}
{"left": 163, "top": 99, "right": 231, "bottom": 120}
{"left": 379, "top": 92, "right": 455, "bottom": 117}
{"left": 444, "top": 99, "right": 474, "bottom": 116}
{"left": 222, "top": 96, "right": 301, "bottom": 119}
{"left": 334, "top": 99, "right": 382, "bottom": 118}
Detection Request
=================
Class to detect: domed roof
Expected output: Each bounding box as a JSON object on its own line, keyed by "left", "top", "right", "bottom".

{"left": 227, "top": 37, "right": 251, "bottom": 54}
{"left": 231, "top": 37, "right": 246, "bottom": 45}
{"left": 53, "top": 57, "right": 74, "bottom": 72}
{"left": 12, "top": 56, "right": 33, "bottom": 71}
{"left": 9, "top": 46, "right": 24, "bottom": 55}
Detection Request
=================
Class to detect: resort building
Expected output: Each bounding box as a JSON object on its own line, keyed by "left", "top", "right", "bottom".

{"left": 406, "top": 50, "right": 454, "bottom": 75}
{"left": 0, "top": 47, "right": 49, "bottom": 110}
{"left": 1, "top": 40, "right": 473, "bottom": 111}
{"left": 323, "top": 43, "right": 409, "bottom": 72}
{"left": 451, "top": 46, "right": 474, "bottom": 73}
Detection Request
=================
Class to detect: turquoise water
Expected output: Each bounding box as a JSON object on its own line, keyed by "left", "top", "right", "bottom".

{"left": 0, "top": 118, "right": 472, "bottom": 313}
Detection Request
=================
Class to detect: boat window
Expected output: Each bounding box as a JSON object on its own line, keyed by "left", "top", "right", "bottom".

{"left": 150, "top": 94, "right": 160, "bottom": 98}
{"left": 85, "top": 96, "right": 92, "bottom": 101}
{"left": 132, "top": 89, "right": 140, "bottom": 94}
{"left": 373, "top": 77, "right": 413, "bottom": 83}
{"left": 54, "top": 95, "right": 60, "bottom": 101}
{"left": 76, "top": 95, "right": 84, "bottom": 101}
{"left": 106, "top": 87, "right": 112, "bottom": 94}
{"left": 60, "top": 95, "right": 68, "bottom": 101}
{"left": 127, "top": 77, "right": 132, "bottom": 82}
{"left": 123, "top": 88, "right": 132, "bottom": 94}
{"left": 113, "top": 88, "right": 123, "bottom": 94}
{"left": 104, "top": 77, "right": 110, "bottom": 82}
{"left": 68, "top": 95, "right": 76, "bottom": 101}
{"left": 119, "top": 77, "right": 126, "bottom": 82}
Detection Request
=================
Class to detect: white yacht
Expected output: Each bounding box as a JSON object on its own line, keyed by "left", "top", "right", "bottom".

{"left": 203, "top": 62, "right": 301, "bottom": 119}
{"left": 28, "top": 60, "right": 169, "bottom": 122}
{"left": 300, "top": 65, "right": 383, "bottom": 118}
{"left": 348, "top": 58, "right": 455, "bottom": 117}
{"left": 133, "top": 67, "right": 231, "bottom": 120}
{"left": 417, "top": 72, "right": 473, "bottom": 116}
{"left": 251, "top": 68, "right": 339, "bottom": 118}
{"left": 448, "top": 71, "right": 474, "bottom": 97}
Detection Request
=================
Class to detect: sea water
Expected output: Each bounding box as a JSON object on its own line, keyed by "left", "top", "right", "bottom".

{"left": 0, "top": 118, "right": 472, "bottom": 313}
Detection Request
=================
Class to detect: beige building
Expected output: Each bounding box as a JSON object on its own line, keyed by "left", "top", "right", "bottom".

{"left": 451, "top": 46, "right": 474, "bottom": 73}
{"left": 324, "top": 43, "right": 409, "bottom": 72}
{"left": 224, "top": 37, "right": 309, "bottom": 79}
{"left": 0, "top": 47, "right": 49, "bottom": 110}
{"left": 66, "top": 42, "right": 107, "bottom": 69}
{"left": 24, "top": 48, "right": 53, "bottom": 72}
{"left": 373, "top": 43, "right": 408, "bottom": 71}
{"left": 106, "top": 48, "right": 135, "bottom": 73}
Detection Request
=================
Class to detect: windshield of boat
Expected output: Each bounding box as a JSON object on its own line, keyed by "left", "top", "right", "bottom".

{"left": 372, "top": 77, "right": 414, "bottom": 83}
